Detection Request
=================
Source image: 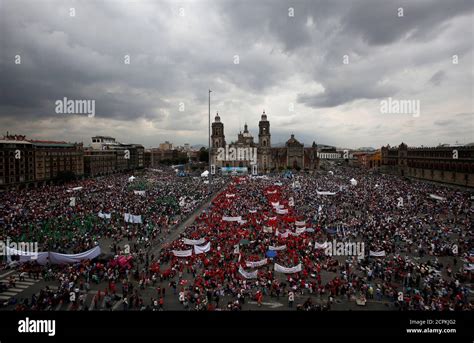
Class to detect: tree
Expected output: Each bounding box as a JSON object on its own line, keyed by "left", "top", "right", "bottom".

{"left": 199, "top": 148, "right": 209, "bottom": 162}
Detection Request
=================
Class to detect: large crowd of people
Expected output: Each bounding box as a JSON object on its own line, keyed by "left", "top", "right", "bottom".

{"left": 1, "top": 166, "right": 472, "bottom": 311}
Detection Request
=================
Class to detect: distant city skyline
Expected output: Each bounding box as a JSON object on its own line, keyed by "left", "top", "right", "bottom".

{"left": 1, "top": 0, "right": 473, "bottom": 149}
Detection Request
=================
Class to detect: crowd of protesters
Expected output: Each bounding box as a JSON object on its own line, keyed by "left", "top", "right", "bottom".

{"left": 1, "top": 166, "right": 472, "bottom": 311}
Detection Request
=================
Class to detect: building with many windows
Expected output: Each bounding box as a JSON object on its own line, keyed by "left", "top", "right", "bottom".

{"left": 381, "top": 143, "right": 474, "bottom": 187}
{"left": 0, "top": 134, "right": 84, "bottom": 189}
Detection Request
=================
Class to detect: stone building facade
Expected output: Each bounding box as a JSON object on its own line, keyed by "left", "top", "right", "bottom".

{"left": 381, "top": 143, "right": 474, "bottom": 187}
{"left": 210, "top": 111, "right": 319, "bottom": 173}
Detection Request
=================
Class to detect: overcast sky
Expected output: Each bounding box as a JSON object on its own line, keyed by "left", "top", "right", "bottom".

{"left": 1, "top": 0, "right": 473, "bottom": 148}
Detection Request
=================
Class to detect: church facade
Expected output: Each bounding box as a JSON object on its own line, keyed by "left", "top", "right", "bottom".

{"left": 210, "top": 111, "right": 319, "bottom": 173}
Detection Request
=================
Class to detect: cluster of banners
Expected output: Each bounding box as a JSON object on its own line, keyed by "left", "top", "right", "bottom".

{"left": 124, "top": 213, "right": 143, "bottom": 224}
{"left": 183, "top": 238, "right": 206, "bottom": 245}
{"left": 133, "top": 190, "right": 146, "bottom": 196}
{"left": 98, "top": 211, "right": 111, "bottom": 219}
{"left": 276, "top": 228, "right": 308, "bottom": 238}
{"left": 246, "top": 258, "right": 268, "bottom": 268}
{"left": 274, "top": 263, "right": 302, "bottom": 274}
{"left": 222, "top": 216, "right": 242, "bottom": 222}
{"left": 369, "top": 250, "right": 386, "bottom": 257}
{"left": 269, "top": 245, "right": 286, "bottom": 251}
{"left": 172, "top": 242, "right": 211, "bottom": 257}
{"left": 6, "top": 246, "right": 101, "bottom": 265}
{"left": 238, "top": 265, "right": 258, "bottom": 279}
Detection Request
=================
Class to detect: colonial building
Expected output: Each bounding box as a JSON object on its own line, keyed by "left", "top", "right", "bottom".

{"left": 0, "top": 135, "right": 35, "bottom": 188}
{"left": 0, "top": 134, "right": 84, "bottom": 189}
{"left": 381, "top": 143, "right": 474, "bottom": 187}
{"left": 84, "top": 136, "right": 144, "bottom": 176}
{"left": 210, "top": 111, "right": 319, "bottom": 173}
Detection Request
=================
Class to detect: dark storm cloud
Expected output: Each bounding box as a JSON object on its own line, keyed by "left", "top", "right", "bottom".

{"left": 342, "top": 0, "right": 474, "bottom": 46}
{"left": 0, "top": 0, "right": 472, "bottom": 147}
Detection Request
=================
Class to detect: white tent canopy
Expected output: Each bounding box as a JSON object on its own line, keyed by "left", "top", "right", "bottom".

{"left": 201, "top": 170, "right": 209, "bottom": 177}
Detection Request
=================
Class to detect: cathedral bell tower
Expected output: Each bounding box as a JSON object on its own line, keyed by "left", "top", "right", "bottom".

{"left": 211, "top": 112, "right": 225, "bottom": 149}
{"left": 258, "top": 110, "right": 271, "bottom": 147}
{"left": 211, "top": 112, "right": 225, "bottom": 167}
{"left": 258, "top": 110, "right": 271, "bottom": 173}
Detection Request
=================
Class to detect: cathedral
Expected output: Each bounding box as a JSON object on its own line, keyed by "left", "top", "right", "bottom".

{"left": 210, "top": 110, "right": 319, "bottom": 174}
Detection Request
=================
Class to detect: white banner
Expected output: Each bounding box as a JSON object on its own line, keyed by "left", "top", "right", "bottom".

{"left": 267, "top": 190, "right": 277, "bottom": 194}
{"left": 172, "top": 249, "right": 193, "bottom": 257}
{"left": 317, "top": 191, "right": 337, "bottom": 196}
{"left": 133, "top": 190, "right": 146, "bottom": 196}
{"left": 222, "top": 216, "right": 242, "bottom": 222}
{"left": 274, "top": 263, "right": 302, "bottom": 274}
{"left": 276, "top": 230, "right": 288, "bottom": 238}
{"left": 305, "top": 228, "right": 315, "bottom": 233}
{"left": 295, "top": 221, "right": 306, "bottom": 227}
{"left": 269, "top": 245, "right": 286, "bottom": 251}
{"left": 226, "top": 193, "right": 235, "bottom": 198}
{"left": 49, "top": 246, "right": 102, "bottom": 265}
{"left": 314, "top": 242, "right": 328, "bottom": 249}
{"left": 69, "top": 197, "right": 76, "bottom": 207}
{"left": 429, "top": 194, "right": 445, "bottom": 201}
{"left": 271, "top": 202, "right": 280, "bottom": 207}
{"left": 246, "top": 259, "right": 268, "bottom": 268}
{"left": 295, "top": 227, "right": 306, "bottom": 235}
{"left": 249, "top": 209, "right": 257, "bottom": 213}
{"left": 263, "top": 226, "right": 273, "bottom": 233}
{"left": 369, "top": 250, "right": 386, "bottom": 257}
{"left": 238, "top": 220, "right": 247, "bottom": 225}
{"left": 98, "top": 211, "right": 111, "bottom": 219}
{"left": 5, "top": 247, "right": 49, "bottom": 265}
{"left": 194, "top": 242, "right": 211, "bottom": 255}
{"left": 124, "top": 213, "right": 142, "bottom": 224}
{"left": 183, "top": 238, "right": 206, "bottom": 245}
{"left": 276, "top": 208, "right": 288, "bottom": 215}
{"left": 233, "top": 244, "right": 240, "bottom": 254}
{"left": 238, "top": 265, "right": 258, "bottom": 279}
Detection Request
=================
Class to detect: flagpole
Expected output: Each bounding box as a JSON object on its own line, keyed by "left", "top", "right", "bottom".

{"left": 208, "top": 89, "right": 212, "bottom": 191}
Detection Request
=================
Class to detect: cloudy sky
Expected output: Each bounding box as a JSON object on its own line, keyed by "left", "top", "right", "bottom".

{"left": 1, "top": 0, "right": 473, "bottom": 148}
